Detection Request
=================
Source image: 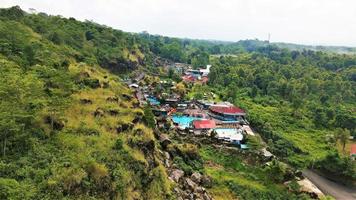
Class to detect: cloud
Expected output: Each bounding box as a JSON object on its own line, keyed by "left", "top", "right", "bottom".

{"left": 1, "top": 0, "right": 356, "bottom": 46}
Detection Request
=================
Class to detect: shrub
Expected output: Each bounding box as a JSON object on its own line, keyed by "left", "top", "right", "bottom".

{"left": 114, "top": 138, "right": 124, "bottom": 150}
{"left": 61, "top": 168, "right": 87, "bottom": 194}
{"left": 145, "top": 165, "right": 172, "bottom": 200}
{"left": 86, "top": 162, "right": 109, "bottom": 182}
{"left": 80, "top": 78, "right": 100, "bottom": 88}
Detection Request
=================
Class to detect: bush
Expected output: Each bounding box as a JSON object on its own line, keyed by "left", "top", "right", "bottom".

{"left": 114, "top": 138, "right": 124, "bottom": 150}
{"left": 143, "top": 105, "right": 155, "bottom": 128}
{"left": 176, "top": 143, "right": 200, "bottom": 161}
{"left": 145, "top": 165, "right": 172, "bottom": 200}
{"left": 86, "top": 162, "right": 108, "bottom": 181}
{"left": 264, "top": 160, "right": 287, "bottom": 183}
{"left": 71, "top": 122, "right": 100, "bottom": 136}
{"left": 316, "top": 152, "right": 356, "bottom": 183}
{"left": 80, "top": 78, "right": 100, "bottom": 88}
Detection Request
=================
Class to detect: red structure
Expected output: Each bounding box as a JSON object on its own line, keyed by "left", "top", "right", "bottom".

{"left": 193, "top": 120, "right": 216, "bottom": 129}
{"left": 182, "top": 75, "right": 208, "bottom": 84}
{"left": 351, "top": 144, "right": 356, "bottom": 156}
{"left": 182, "top": 75, "right": 195, "bottom": 82}
{"left": 209, "top": 105, "right": 246, "bottom": 121}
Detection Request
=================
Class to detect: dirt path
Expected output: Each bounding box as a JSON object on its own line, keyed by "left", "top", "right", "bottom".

{"left": 302, "top": 170, "right": 356, "bottom": 200}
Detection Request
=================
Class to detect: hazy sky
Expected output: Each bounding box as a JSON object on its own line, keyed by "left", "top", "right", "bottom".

{"left": 1, "top": 0, "right": 356, "bottom": 46}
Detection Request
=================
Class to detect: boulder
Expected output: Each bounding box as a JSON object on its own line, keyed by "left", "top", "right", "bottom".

{"left": 170, "top": 169, "right": 184, "bottom": 183}
{"left": 297, "top": 178, "right": 324, "bottom": 199}
{"left": 159, "top": 134, "right": 172, "bottom": 148}
{"left": 143, "top": 140, "right": 155, "bottom": 152}
{"left": 174, "top": 187, "right": 184, "bottom": 199}
{"left": 165, "top": 159, "right": 170, "bottom": 168}
{"left": 193, "top": 192, "right": 204, "bottom": 200}
{"left": 184, "top": 178, "right": 197, "bottom": 191}
{"left": 164, "top": 151, "right": 171, "bottom": 160}
{"left": 202, "top": 192, "right": 211, "bottom": 200}
{"left": 195, "top": 186, "right": 205, "bottom": 193}
{"left": 191, "top": 172, "right": 202, "bottom": 184}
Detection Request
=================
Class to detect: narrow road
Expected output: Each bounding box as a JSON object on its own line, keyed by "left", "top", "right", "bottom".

{"left": 302, "top": 170, "right": 356, "bottom": 200}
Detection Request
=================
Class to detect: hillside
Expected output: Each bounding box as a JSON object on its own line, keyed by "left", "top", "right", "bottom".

{"left": 0, "top": 6, "right": 355, "bottom": 200}
{"left": 0, "top": 6, "right": 173, "bottom": 199}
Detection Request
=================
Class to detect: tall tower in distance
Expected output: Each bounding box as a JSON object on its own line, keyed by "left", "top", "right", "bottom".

{"left": 268, "top": 33, "right": 271, "bottom": 43}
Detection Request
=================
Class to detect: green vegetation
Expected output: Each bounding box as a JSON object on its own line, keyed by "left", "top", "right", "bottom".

{"left": 0, "top": 6, "right": 173, "bottom": 199}
{"left": 199, "top": 146, "right": 311, "bottom": 200}
{"left": 0, "top": 5, "right": 355, "bottom": 199}
{"left": 208, "top": 51, "right": 356, "bottom": 180}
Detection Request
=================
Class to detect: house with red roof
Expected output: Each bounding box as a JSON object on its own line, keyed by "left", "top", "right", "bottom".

{"left": 351, "top": 144, "right": 356, "bottom": 160}
{"left": 208, "top": 105, "right": 246, "bottom": 122}
{"left": 182, "top": 75, "right": 196, "bottom": 83}
{"left": 193, "top": 119, "right": 216, "bottom": 130}
{"left": 182, "top": 74, "right": 208, "bottom": 84}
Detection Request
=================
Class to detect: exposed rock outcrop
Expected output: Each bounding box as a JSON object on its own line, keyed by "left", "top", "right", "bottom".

{"left": 170, "top": 169, "right": 184, "bottom": 183}
{"left": 191, "top": 172, "right": 202, "bottom": 184}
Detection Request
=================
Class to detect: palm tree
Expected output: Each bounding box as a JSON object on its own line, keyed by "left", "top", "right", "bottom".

{"left": 335, "top": 128, "right": 350, "bottom": 152}
{"left": 339, "top": 129, "right": 350, "bottom": 152}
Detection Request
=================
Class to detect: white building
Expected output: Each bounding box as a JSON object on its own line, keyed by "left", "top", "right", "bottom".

{"left": 214, "top": 128, "right": 243, "bottom": 144}
{"left": 199, "top": 65, "right": 212, "bottom": 76}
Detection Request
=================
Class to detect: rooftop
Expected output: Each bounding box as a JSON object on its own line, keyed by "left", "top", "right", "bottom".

{"left": 351, "top": 144, "right": 356, "bottom": 156}
{"left": 214, "top": 128, "right": 243, "bottom": 141}
{"left": 209, "top": 105, "right": 246, "bottom": 115}
{"left": 193, "top": 119, "right": 216, "bottom": 129}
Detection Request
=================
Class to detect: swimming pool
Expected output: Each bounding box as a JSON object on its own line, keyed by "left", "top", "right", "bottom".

{"left": 172, "top": 115, "right": 201, "bottom": 129}
{"left": 147, "top": 97, "right": 160, "bottom": 105}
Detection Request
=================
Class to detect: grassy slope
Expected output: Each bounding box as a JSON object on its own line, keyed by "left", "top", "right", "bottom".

{"left": 238, "top": 97, "right": 331, "bottom": 165}
{"left": 1, "top": 62, "right": 172, "bottom": 199}
{"left": 199, "top": 146, "right": 307, "bottom": 200}
{"left": 0, "top": 15, "right": 172, "bottom": 198}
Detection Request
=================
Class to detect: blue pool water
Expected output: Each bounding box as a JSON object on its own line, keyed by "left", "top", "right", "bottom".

{"left": 147, "top": 97, "right": 160, "bottom": 105}
{"left": 172, "top": 115, "right": 201, "bottom": 129}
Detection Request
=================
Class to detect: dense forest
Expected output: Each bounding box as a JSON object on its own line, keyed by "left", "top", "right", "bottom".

{"left": 0, "top": 6, "right": 355, "bottom": 199}
{"left": 208, "top": 51, "right": 355, "bottom": 168}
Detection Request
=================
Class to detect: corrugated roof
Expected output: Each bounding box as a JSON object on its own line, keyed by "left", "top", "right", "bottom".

{"left": 351, "top": 144, "right": 356, "bottom": 155}
{"left": 209, "top": 105, "right": 245, "bottom": 115}
{"left": 193, "top": 120, "right": 216, "bottom": 129}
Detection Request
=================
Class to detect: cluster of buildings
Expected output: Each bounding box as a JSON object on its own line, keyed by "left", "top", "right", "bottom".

{"left": 181, "top": 65, "right": 211, "bottom": 84}
{"left": 129, "top": 65, "right": 255, "bottom": 149}
{"left": 167, "top": 63, "right": 211, "bottom": 84}
{"left": 170, "top": 101, "right": 253, "bottom": 148}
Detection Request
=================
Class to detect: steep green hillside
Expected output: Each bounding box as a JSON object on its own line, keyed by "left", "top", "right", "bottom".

{"left": 0, "top": 6, "right": 172, "bottom": 199}
{"left": 1, "top": 61, "right": 172, "bottom": 199}
{"left": 0, "top": 5, "right": 355, "bottom": 199}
